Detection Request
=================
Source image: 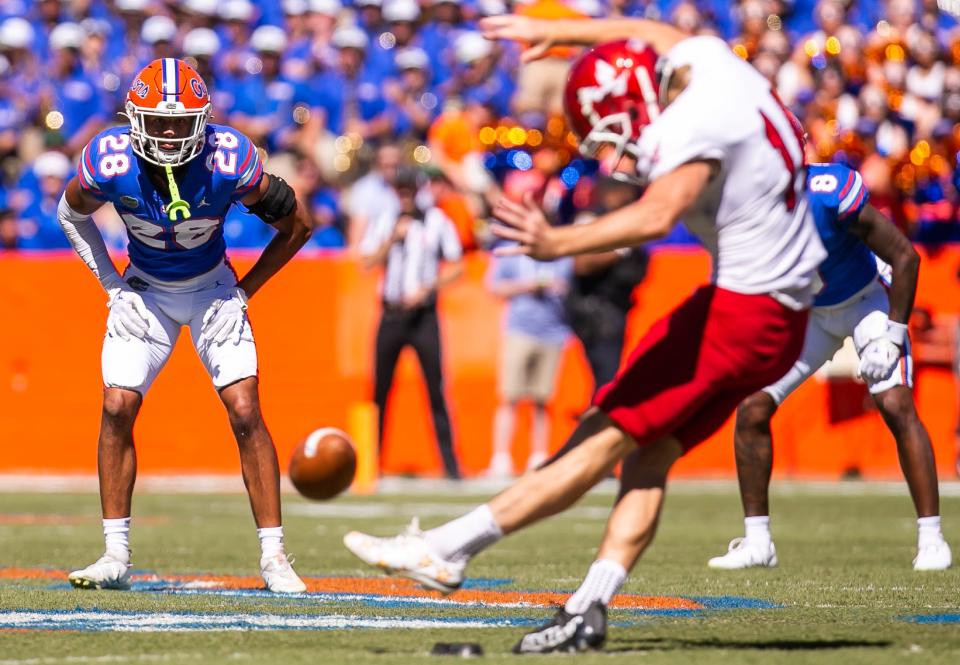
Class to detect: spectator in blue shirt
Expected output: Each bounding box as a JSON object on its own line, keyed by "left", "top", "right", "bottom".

{"left": 179, "top": 0, "right": 221, "bottom": 30}
{"left": 15, "top": 151, "right": 73, "bottom": 250}
{"left": 0, "top": 17, "right": 41, "bottom": 124}
{"left": 300, "top": 26, "right": 393, "bottom": 143}
{"left": 420, "top": 0, "right": 469, "bottom": 85}
{"left": 356, "top": 0, "right": 385, "bottom": 35}
{"left": 384, "top": 47, "right": 442, "bottom": 139}
{"left": 377, "top": 0, "right": 425, "bottom": 76}
{"left": 308, "top": 187, "right": 347, "bottom": 248}
{"left": 486, "top": 246, "right": 574, "bottom": 477}
{"left": 445, "top": 32, "right": 515, "bottom": 119}
{"left": 230, "top": 25, "right": 299, "bottom": 152}
{"left": 183, "top": 27, "right": 238, "bottom": 115}
{"left": 138, "top": 15, "right": 178, "bottom": 68}
{"left": 41, "top": 22, "right": 108, "bottom": 154}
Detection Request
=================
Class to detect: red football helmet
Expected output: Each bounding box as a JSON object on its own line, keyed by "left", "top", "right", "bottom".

{"left": 124, "top": 58, "right": 212, "bottom": 167}
{"left": 563, "top": 40, "right": 661, "bottom": 166}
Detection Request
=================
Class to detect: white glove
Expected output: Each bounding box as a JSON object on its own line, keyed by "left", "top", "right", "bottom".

{"left": 858, "top": 320, "right": 907, "bottom": 382}
{"left": 201, "top": 287, "right": 249, "bottom": 347}
{"left": 106, "top": 287, "right": 150, "bottom": 341}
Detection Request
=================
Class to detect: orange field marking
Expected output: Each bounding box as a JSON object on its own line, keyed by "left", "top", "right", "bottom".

{"left": 0, "top": 568, "right": 703, "bottom": 610}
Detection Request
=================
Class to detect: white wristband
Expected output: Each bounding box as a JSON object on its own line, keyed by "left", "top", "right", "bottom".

{"left": 884, "top": 321, "right": 908, "bottom": 346}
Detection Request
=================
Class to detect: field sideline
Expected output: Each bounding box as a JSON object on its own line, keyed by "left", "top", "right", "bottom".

{"left": 2, "top": 480, "right": 959, "bottom": 664}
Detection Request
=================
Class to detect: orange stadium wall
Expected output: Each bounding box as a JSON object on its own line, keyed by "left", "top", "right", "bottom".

{"left": 2, "top": 247, "right": 959, "bottom": 480}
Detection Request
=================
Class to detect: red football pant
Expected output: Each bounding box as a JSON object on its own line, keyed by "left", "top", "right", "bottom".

{"left": 594, "top": 285, "right": 808, "bottom": 452}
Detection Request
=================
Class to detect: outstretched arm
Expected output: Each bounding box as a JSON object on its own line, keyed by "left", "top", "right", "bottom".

{"left": 58, "top": 177, "right": 119, "bottom": 290}
{"left": 848, "top": 204, "right": 919, "bottom": 325}
{"left": 238, "top": 174, "right": 314, "bottom": 298}
{"left": 491, "top": 161, "right": 712, "bottom": 259}
{"left": 480, "top": 14, "right": 686, "bottom": 62}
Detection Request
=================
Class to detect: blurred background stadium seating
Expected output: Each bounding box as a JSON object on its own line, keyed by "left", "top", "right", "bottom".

{"left": 2, "top": 0, "right": 960, "bottom": 480}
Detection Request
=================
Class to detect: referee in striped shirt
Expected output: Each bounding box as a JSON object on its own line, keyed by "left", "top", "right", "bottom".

{"left": 360, "top": 168, "right": 464, "bottom": 479}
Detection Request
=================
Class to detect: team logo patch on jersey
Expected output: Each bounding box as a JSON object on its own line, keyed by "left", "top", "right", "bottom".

{"left": 119, "top": 195, "right": 140, "bottom": 209}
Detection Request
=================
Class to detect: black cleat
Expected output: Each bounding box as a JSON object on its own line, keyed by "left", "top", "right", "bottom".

{"left": 512, "top": 601, "right": 607, "bottom": 654}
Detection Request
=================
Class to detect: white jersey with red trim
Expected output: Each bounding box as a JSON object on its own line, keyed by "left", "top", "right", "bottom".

{"left": 635, "top": 36, "right": 827, "bottom": 309}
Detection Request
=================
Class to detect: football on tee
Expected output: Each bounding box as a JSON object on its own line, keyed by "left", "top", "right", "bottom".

{"left": 289, "top": 428, "right": 357, "bottom": 500}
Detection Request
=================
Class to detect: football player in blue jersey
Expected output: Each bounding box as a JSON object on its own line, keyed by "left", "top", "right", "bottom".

{"left": 56, "top": 58, "right": 314, "bottom": 592}
{"left": 709, "top": 162, "right": 952, "bottom": 572}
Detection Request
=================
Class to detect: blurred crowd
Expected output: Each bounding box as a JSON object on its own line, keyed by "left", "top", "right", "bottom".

{"left": 0, "top": 0, "right": 959, "bottom": 252}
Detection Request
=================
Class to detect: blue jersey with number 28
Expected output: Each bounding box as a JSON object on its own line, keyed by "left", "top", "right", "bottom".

{"left": 806, "top": 163, "right": 877, "bottom": 307}
{"left": 77, "top": 123, "right": 263, "bottom": 281}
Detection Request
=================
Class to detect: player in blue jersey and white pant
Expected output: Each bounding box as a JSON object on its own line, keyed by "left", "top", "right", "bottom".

{"left": 709, "top": 162, "right": 952, "bottom": 571}
{"left": 57, "top": 59, "right": 314, "bottom": 591}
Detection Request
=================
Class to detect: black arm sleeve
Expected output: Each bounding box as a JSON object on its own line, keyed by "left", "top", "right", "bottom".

{"left": 246, "top": 173, "right": 297, "bottom": 225}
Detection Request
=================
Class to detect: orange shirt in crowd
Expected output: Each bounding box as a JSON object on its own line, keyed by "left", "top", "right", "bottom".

{"left": 428, "top": 108, "right": 481, "bottom": 164}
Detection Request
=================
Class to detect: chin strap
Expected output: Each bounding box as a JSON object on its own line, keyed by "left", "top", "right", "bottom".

{"left": 165, "top": 165, "right": 191, "bottom": 221}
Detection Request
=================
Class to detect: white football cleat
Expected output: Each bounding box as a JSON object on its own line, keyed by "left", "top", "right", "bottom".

{"left": 484, "top": 453, "right": 514, "bottom": 478}
{"left": 708, "top": 538, "right": 778, "bottom": 569}
{"left": 261, "top": 552, "right": 307, "bottom": 593}
{"left": 913, "top": 540, "right": 952, "bottom": 571}
{"left": 525, "top": 451, "right": 548, "bottom": 472}
{"left": 68, "top": 551, "right": 132, "bottom": 590}
{"left": 343, "top": 518, "right": 465, "bottom": 594}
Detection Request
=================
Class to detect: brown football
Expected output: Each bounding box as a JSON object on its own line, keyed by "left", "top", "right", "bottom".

{"left": 288, "top": 428, "right": 357, "bottom": 500}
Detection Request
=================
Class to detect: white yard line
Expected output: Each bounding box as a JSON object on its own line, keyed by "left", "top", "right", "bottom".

{"left": 0, "top": 474, "right": 958, "bottom": 498}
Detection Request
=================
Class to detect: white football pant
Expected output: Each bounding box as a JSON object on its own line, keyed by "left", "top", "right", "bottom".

{"left": 763, "top": 279, "right": 912, "bottom": 404}
{"left": 101, "top": 260, "right": 257, "bottom": 395}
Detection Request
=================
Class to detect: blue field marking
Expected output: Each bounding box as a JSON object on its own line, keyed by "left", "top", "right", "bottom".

{"left": 0, "top": 608, "right": 546, "bottom": 633}
{"left": 460, "top": 578, "right": 513, "bottom": 589}
{"left": 900, "top": 614, "right": 960, "bottom": 624}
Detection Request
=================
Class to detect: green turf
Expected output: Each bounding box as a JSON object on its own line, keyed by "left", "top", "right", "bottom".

{"left": 1, "top": 484, "right": 959, "bottom": 664}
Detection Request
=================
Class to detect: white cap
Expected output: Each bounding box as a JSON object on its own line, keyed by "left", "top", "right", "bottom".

{"left": 383, "top": 0, "right": 420, "bottom": 22}
{"left": 183, "top": 27, "right": 221, "bottom": 57}
{"left": 455, "top": 32, "right": 493, "bottom": 64}
{"left": 251, "top": 25, "right": 287, "bottom": 53}
{"left": 283, "top": 0, "right": 309, "bottom": 15}
{"left": 0, "top": 17, "right": 36, "bottom": 49}
{"left": 477, "top": 0, "right": 506, "bottom": 15}
{"left": 81, "top": 18, "right": 111, "bottom": 37}
{"left": 395, "top": 47, "right": 429, "bottom": 71}
{"left": 355, "top": 0, "right": 382, "bottom": 7}
{"left": 309, "top": 0, "right": 342, "bottom": 14}
{"left": 220, "top": 0, "right": 255, "bottom": 21}
{"left": 573, "top": 0, "right": 602, "bottom": 16}
{"left": 49, "top": 22, "right": 85, "bottom": 51}
{"left": 181, "top": 0, "right": 219, "bottom": 16}
{"left": 33, "top": 152, "right": 72, "bottom": 180}
{"left": 141, "top": 15, "right": 177, "bottom": 44}
{"left": 115, "top": 0, "right": 150, "bottom": 11}
{"left": 332, "top": 25, "right": 368, "bottom": 50}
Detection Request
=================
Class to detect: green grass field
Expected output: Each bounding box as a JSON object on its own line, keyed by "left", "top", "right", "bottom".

{"left": 2, "top": 481, "right": 959, "bottom": 664}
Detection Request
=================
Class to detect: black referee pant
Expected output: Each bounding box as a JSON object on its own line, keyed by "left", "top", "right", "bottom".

{"left": 374, "top": 302, "right": 460, "bottom": 479}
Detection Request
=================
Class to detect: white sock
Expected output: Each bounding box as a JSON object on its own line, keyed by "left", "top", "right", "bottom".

{"left": 918, "top": 516, "right": 943, "bottom": 548}
{"left": 564, "top": 559, "right": 627, "bottom": 614}
{"left": 425, "top": 505, "right": 503, "bottom": 563}
{"left": 258, "top": 526, "right": 285, "bottom": 560}
{"left": 744, "top": 515, "right": 771, "bottom": 546}
{"left": 103, "top": 518, "right": 130, "bottom": 561}
{"left": 531, "top": 406, "right": 549, "bottom": 458}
